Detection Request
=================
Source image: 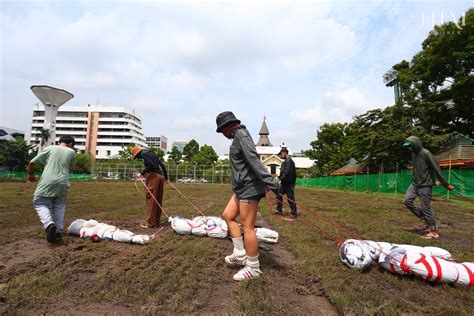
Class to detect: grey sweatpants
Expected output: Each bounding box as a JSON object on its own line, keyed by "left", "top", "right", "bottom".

{"left": 403, "top": 183, "right": 437, "bottom": 231}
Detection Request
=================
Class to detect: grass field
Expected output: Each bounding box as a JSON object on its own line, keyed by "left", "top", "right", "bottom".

{"left": 0, "top": 181, "right": 473, "bottom": 315}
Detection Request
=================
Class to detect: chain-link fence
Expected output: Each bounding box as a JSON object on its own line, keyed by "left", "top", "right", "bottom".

{"left": 91, "top": 163, "right": 232, "bottom": 183}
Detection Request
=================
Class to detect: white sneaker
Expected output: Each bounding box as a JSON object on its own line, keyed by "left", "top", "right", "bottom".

{"left": 233, "top": 266, "right": 262, "bottom": 281}
{"left": 225, "top": 254, "right": 247, "bottom": 266}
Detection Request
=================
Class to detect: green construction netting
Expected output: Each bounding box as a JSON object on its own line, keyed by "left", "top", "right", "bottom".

{"left": 0, "top": 171, "right": 92, "bottom": 181}
{"left": 296, "top": 169, "right": 474, "bottom": 199}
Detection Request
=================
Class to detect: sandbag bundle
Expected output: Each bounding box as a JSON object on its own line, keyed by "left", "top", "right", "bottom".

{"left": 169, "top": 216, "right": 228, "bottom": 239}
{"left": 68, "top": 219, "right": 150, "bottom": 245}
{"left": 169, "top": 216, "right": 280, "bottom": 243}
{"left": 255, "top": 227, "right": 279, "bottom": 244}
{"left": 339, "top": 239, "right": 473, "bottom": 287}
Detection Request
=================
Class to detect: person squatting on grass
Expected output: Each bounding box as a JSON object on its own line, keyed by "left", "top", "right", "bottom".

{"left": 28, "top": 135, "right": 76, "bottom": 244}
{"left": 216, "top": 111, "right": 280, "bottom": 281}
{"left": 131, "top": 146, "right": 169, "bottom": 228}
{"left": 275, "top": 147, "right": 297, "bottom": 218}
{"left": 402, "top": 136, "right": 454, "bottom": 240}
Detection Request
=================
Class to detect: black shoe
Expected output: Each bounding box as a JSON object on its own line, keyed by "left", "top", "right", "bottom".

{"left": 291, "top": 213, "right": 297, "bottom": 219}
{"left": 46, "top": 223, "right": 57, "bottom": 243}
{"left": 55, "top": 232, "right": 63, "bottom": 243}
{"left": 275, "top": 210, "right": 283, "bottom": 215}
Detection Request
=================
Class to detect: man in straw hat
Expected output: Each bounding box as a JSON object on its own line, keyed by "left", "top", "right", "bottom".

{"left": 131, "top": 146, "right": 168, "bottom": 228}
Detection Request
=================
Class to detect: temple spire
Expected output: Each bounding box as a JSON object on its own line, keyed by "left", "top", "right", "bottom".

{"left": 256, "top": 116, "right": 272, "bottom": 146}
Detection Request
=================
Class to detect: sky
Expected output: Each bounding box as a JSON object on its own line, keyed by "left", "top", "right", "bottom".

{"left": 0, "top": 0, "right": 471, "bottom": 154}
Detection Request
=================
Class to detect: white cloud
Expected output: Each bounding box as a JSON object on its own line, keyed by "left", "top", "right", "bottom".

{"left": 291, "top": 87, "right": 373, "bottom": 127}
{"left": 2, "top": 0, "right": 471, "bottom": 153}
{"left": 171, "top": 115, "right": 215, "bottom": 130}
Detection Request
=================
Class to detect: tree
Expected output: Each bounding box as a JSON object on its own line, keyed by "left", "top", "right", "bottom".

{"left": 304, "top": 123, "right": 354, "bottom": 176}
{"left": 192, "top": 144, "right": 219, "bottom": 166}
{"left": 113, "top": 144, "right": 136, "bottom": 160}
{"left": 393, "top": 9, "right": 474, "bottom": 136}
{"left": 168, "top": 146, "right": 183, "bottom": 164}
{"left": 148, "top": 147, "right": 165, "bottom": 160}
{"left": 75, "top": 153, "right": 92, "bottom": 173}
{"left": 0, "top": 139, "right": 35, "bottom": 171}
{"left": 182, "top": 139, "right": 199, "bottom": 161}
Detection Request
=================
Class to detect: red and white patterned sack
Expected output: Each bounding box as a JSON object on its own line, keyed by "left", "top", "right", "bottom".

{"left": 400, "top": 252, "right": 474, "bottom": 287}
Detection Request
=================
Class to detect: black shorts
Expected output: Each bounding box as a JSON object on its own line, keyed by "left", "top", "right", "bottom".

{"left": 236, "top": 193, "right": 265, "bottom": 203}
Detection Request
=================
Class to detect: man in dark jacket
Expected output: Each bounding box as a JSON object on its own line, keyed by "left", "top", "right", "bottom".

{"left": 275, "top": 147, "right": 297, "bottom": 218}
{"left": 402, "top": 136, "right": 454, "bottom": 239}
{"left": 131, "top": 147, "right": 168, "bottom": 228}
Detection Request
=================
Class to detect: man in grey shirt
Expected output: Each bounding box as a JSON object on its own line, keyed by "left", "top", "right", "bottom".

{"left": 28, "top": 135, "right": 76, "bottom": 243}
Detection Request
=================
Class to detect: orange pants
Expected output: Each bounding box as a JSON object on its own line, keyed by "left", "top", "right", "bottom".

{"left": 145, "top": 172, "right": 165, "bottom": 227}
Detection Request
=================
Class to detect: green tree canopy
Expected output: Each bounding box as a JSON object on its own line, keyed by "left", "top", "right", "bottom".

{"left": 304, "top": 123, "right": 354, "bottom": 176}
{"left": 393, "top": 8, "right": 474, "bottom": 136}
{"left": 182, "top": 139, "right": 199, "bottom": 161}
{"left": 168, "top": 145, "right": 183, "bottom": 164}
{"left": 0, "top": 139, "right": 35, "bottom": 171}
{"left": 192, "top": 144, "right": 219, "bottom": 166}
{"left": 113, "top": 144, "right": 136, "bottom": 160}
{"left": 148, "top": 147, "right": 165, "bottom": 160}
{"left": 75, "top": 153, "right": 93, "bottom": 173}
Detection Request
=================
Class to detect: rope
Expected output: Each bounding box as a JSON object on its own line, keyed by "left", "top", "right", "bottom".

{"left": 168, "top": 181, "right": 208, "bottom": 217}
{"left": 264, "top": 192, "right": 344, "bottom": 243}
{"left": 136, "top": 176, "right": 170, "bottom": 219}
{"left": 264, "top": 190, "right": 405, "bottom": 264}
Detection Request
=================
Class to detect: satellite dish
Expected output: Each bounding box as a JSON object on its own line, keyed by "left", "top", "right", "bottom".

{"left": 30, "top": 85, "right": 74, "bottom": 151}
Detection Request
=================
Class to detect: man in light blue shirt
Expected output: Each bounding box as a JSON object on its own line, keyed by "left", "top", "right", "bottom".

{"left": 28, "top": 135, "right": 76, "bottom": 243}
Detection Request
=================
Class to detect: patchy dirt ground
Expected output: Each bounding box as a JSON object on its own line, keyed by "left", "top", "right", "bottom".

{"left": 1, "top": 181, "right": 473, "bottom": 315}
{"left": 0, "top": 215, "right": 338, "bottom": 315}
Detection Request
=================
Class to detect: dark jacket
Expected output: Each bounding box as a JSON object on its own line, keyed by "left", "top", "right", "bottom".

{"left": 406, "top": 136, "right": 448, "bottom": 188}
{"left": 140, "top": 150, "right": 168, "bottom": 179}
{"left": 279, "top": 157, "right": 296, "bottom": 185}
{"left": 229, "top": 126, "right": 279, "bottom": 198}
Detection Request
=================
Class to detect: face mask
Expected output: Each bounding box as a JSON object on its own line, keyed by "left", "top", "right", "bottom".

{"left": 221, "top": 123, "right": 240, "bottom": 139}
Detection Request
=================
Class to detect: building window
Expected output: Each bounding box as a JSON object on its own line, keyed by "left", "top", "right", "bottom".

{"left": 107, "top": 150, "right": 111, "bottom": 156}
{"left": 270, "top": 165, "right": 277, "bottom": 175}
{"left": 96, "top": 150, "right": 99, "bottom": 155}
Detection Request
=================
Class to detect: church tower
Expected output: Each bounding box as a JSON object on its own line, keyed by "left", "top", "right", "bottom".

{"left": 256, "top": 116, "right": 272, "bottom": 147}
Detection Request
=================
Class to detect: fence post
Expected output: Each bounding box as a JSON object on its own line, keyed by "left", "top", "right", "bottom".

{"left": 366, "top": 166, "right": 369, "bottom": 193}
{"left": 212, "top": 166, "right": 215, "bottom": 183}
{"left": 353, "top": 172, "right": 356, "bottom": 191}
{"left": 394, "top": 162, "right": 399, "bottom": 196}
{"left": 447, "top": 155, "right": 452, "bottom": 200}
{"left": 221, "top": 165, "right": 224, "bottom": 184}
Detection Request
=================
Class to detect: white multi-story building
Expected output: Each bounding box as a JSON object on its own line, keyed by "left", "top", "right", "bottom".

{"left": 30, "top": 105, "right": 147, "bottom": 159}
{"left": 171, "top": 140, "right": 188, "bottom": 153}
{"left": 146, "top": 135, "right": 168, "bottom": 152}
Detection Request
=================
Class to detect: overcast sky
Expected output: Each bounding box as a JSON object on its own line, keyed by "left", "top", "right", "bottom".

{"left": 0, "top": 0, "right": 471, "bottom": 154}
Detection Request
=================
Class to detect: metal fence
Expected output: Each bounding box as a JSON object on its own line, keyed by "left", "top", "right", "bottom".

{"left": 91, "top": 163, "right": 233, "bottom": 183}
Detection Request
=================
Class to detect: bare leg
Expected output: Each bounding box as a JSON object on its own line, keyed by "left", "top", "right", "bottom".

{"left": 239, "top": 200, "right": 259, "bottom": 257}
{"left": 222, "top": 195, "right": 241, "bottom": 238}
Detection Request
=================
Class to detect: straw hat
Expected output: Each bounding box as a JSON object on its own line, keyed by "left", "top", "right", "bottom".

{"left": 130, "top": 146, "right": 143, "bottom": 159}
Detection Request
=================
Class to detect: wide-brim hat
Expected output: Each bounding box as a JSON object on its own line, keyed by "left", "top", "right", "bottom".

{"left": 216, "top": 111, "right": 241, "bottom": 132}
{"left": 130, "top": 146, "right": 143, "bottom": 159}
